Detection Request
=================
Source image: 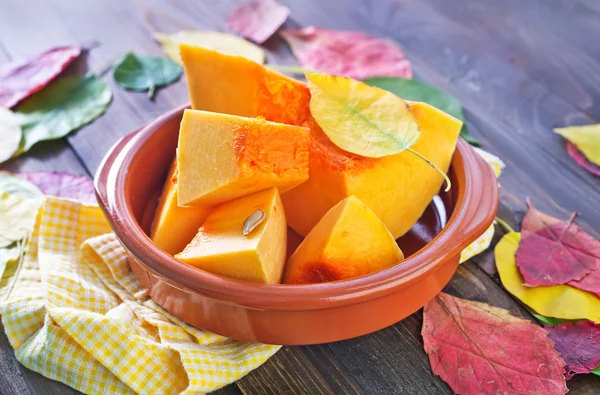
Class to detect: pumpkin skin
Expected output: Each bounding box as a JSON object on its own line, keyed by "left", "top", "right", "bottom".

{"left": 283, "top": 196, "right": 404, "bottom": 284}
{"left": 176, "top": 109, "right": 310, "bottom": 207}
{"left": 150, "top": 159, "right": 210, "bottom": 255}
{"left": 175, "top": 187, "right": 287, "bottom": 284}
{"left": 180, "top": 45, "right": 462, "bottom": 238}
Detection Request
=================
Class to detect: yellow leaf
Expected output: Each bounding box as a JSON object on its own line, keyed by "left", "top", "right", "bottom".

{"left": 0, "top": 192, "right": 43, "bottom": 248}
{"left": 554, "top": 124, "right": 600, "bottom": 166}
{"left": 495, "top": 232, "right": 600, "bottom": 323}
{"left": 154, "top": 31, "right": 265, "bottom": 65}
{"left": 306, "top": 73, "right": 420, "bottom": 158}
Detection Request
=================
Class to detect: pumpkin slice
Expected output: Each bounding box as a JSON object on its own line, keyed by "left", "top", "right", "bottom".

{"left": 175, "top": 187, "right": 287, "bottom": 284}
{"left": 283, "top": 196, "right": 404, "bottom": 284}
{"left": 180, "top": 45, "right": 461, "bottom": 238}
{"left": 151, "top": 159, "right": 210, "bottom": 255}
{"left": 177, "top": 109, "right": 310, "bottom": 207}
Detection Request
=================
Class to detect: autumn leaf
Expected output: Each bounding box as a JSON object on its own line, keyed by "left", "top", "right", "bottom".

{"left": 567, "top": 142, "right": 600, "bottom": 177}
{"left": 113, "top": 52, "right": 182, "bottom": 99}
{"left": 154, "top": 31, "right": 265, "bottom": 65}
{"left": 422, "top": 292, "right": 567, "bottom": 395}
{"left": 0, "top": 243, "right": 20, "bottom": 281}
{"left": 533, "top": 314, "right": 573, "bottom": 326}
{"left": 495, "top": 232, "right": 600, "bottom": 322}
{"left": 307, "top": 73, "right": 420, "bottom": 158}
{"left": 546, "top": 321, "right": 600, "bottom": 379}
{"left": 0, "top": 172, "right": 43, "bottom": 199}
{"left": 17, "top": 171, "right": 96, "bottom": 205}
{"left": 13, "top": 74, "right": 111, "bottom": 156}
{"left": 516, "top": 202, "right": 600, "bottom": 294}
{"left": 227, "top": 0, "right": 289, "bottom": 44}
{"left": 0, "top": 46, "right": 81, "bottom": 108}
{"left": 363, "top": 77, "right": 479, "bottom": 145}
{"left": 280, "top": 26, "right": 412, "bottom": 80}
{"left": 0, "top": 192, "right": 43, "bottom": 248}
{"left": 554, "top": 124, "right": 600, "bottom": 166}
{"left": 0, "top": 108, "right": 22, "bottom": 164}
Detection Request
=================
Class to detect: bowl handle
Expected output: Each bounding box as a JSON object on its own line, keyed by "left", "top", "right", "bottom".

{"left": 94, "top": 129, "right": 141, "bottom": 213}
{"left": 446, "top": 142, "right": 499, "bottom": 258}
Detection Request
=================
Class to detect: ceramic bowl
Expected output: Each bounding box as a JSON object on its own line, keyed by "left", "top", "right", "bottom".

{"left": 95, "top": 104, "right": 498, "bottom": 345}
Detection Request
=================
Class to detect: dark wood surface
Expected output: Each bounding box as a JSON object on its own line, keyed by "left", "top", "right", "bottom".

{"left": 1, "top": 0, "right": 599, "bottom": 393}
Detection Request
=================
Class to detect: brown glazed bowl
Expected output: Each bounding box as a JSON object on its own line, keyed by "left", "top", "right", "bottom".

{"left": 95, "top": 104, "right": 498, "bottom": 345}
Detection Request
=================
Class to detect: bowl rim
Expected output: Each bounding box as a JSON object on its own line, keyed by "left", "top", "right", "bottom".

{"left": 95, "top": 104, "right": 498, "bottom": 311}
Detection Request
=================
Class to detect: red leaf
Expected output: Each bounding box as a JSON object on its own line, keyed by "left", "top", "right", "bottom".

{"left": 280, "top": 26, "right": 412, "bottom": 80}
{"left": 546, "top": 320, "right": 600, "bottom": 379}
{"left": 516, "top": 202, "right": 600, "bottom": 291}
{"left": 422, "top": 293, "right": 567, "bottom": 395}
{"left": 227, "top": 0, "right": 289, "bottom": 44}
{"left": 567, "top": 142, "right": 600, "bottom": 177}
{"left": 17, "top": 172, "right": 96, "bottom": 205}
{"left": 0, "top": 46, "right": 81, "bottom": 109}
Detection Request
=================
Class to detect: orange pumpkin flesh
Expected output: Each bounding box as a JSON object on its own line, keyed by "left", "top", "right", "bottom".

{"left": 283, "top": 196, "right": 404, "bottom": 284}
{"left": 180, "top": 46, "right": 462, "bottom": 239}
{"left": 175, "top": 187, "right": 287, "bottom": 284}
{"left": 150, "top": 159, "right": 210, "bottom": 255}
{"left": 177, "top": 109, "right": 310, "bottom": 207}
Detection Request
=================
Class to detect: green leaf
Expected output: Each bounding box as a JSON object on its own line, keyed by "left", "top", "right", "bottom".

{"left": 0, "top": 192, "right": 43, "bottom": 248}
{"left": 113, "top": 52, "right": 183, "bottom": 99}
{"left": 593, "top": 365, "right": 600, "bottom": 376}
{"left": 363, "top": 77, "right": 480, "bottom": 146}
{"left": 0, "top": 172, "right": 44, "bottom": 200}
{"left": 532, "top": 314, "right": 575, "bottom": 326}
{"left": 0, "top": 108, "right": 22, "bottom": 164}
{"left": 13, "top": 75, "right": 112, "bottom": 155}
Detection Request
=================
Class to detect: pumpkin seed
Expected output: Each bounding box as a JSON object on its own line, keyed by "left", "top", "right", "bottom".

{"left": 243, "top": 209, "right": 266, "bottom": 236}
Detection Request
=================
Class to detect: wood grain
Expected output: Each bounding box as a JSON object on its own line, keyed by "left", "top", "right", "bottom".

{"left": 0, "top": 0, "right": 599, "bottom": 394}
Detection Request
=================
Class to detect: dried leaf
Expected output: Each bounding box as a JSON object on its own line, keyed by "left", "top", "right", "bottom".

{"left": 495, "top": 232, "right": 600, "bottom": 322}
{"left": 546, "top": 320, "right": 600, "bottom": 379}
{"left": 13, "top": 74, "right": 111, "bottom": 156}
{"left": 0, "top": 108, "right": 22, "bottom": 164}
{"left": 0, "top": 192, "right": 43, "bottom": 248}
{"left": 422, "top": 292, "right": 567, "bottom": 395}
{"left": 113, "top": 52, "right": 182, "bottom": 99}
{"left": 17, "top": 172, "right": 96, "bottom": 205}
{"left": 227, "top": 0, "right": 289, "bottom": 44}
{"left": 0, "top": 243, "right": 20, "bottom": 280}
{"left": 154, "top": 31, "right": 265, "bottom": 65}
{"left": 0, "top": 172, "right": 43, "bottom": 199}
{"left": 0, "top": 46, "right": 81, "bottom": 108}
{"left": 554, "top": 124, "right": 600, "bottom": 166}
{"left": 364, "top": 77, "right": 479, "bottom": 145}
{"left": 307, "top": 73, "right": 419, "bottom": 158}
{"left": 280, "top": 26, "right": 412, "bottom": 80}
{"left": 517, "top": 202, "right": 600, "bottom": 294}
{"left": 567, "top": 142, "right": 600, "bottom": 177}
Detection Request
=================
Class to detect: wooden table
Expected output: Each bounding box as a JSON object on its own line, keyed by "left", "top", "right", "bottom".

{"left": 1, "top": 0, "right": 599, "bottom": 393}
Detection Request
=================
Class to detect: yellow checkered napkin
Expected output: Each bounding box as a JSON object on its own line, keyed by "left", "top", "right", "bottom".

{"left": 460, "top": 147, "right": 505, "bottom": 263}
{"left": 0, "top": 198, "right": 280, "bottom": 395}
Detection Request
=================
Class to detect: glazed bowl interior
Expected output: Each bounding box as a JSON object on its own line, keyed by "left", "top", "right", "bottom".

{"left": 102, "top": 104, "right": 495, "bottom": 311}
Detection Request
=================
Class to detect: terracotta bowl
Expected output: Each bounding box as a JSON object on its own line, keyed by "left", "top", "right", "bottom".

{"left": 95, "top": 104, "right": 498, "bottom": 345}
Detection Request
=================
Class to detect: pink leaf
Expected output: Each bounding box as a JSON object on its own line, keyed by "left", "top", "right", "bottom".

{"left": 0, "top": 46, "right": 81, "bottom": 109}
{"left": 280, "top": 26, "right": 412, "bottom": 79}
{"left": 516, "top": 202, "right": 600, "bottom": 291}
{"left": 546, "top": 321, "right": 600, "bottom": 379}
{"left": 17, "top": 172, "right": 96, "bottom": 205}
{"left": 227, "top": 0, "right": 290, "bottom": 44}
{"left": 567, "top": 142, "right": 600, "bottom": 177}
{"left": 422, "top": 293, "right": 567, "bottom": 395}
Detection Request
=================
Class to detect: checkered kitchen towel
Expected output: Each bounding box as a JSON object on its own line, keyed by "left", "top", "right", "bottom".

{"left": 0, "top": 197, "right": 279, "bottom": 395}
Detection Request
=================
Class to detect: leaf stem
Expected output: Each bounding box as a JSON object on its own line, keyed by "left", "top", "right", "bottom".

{"left": 494, "top": 216, "right": 515, "bottom": 233}
{"left": 89, "top": 53, "right": 123, "bottom": 77}
{"left": 268, "top": 64, "right": 318, "bottom": 75}
{"left": 148, "top": 85, "right": 156, "bottom": 100}
{"left": 407, "top": 148, "right": 451, "bottom": 192}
